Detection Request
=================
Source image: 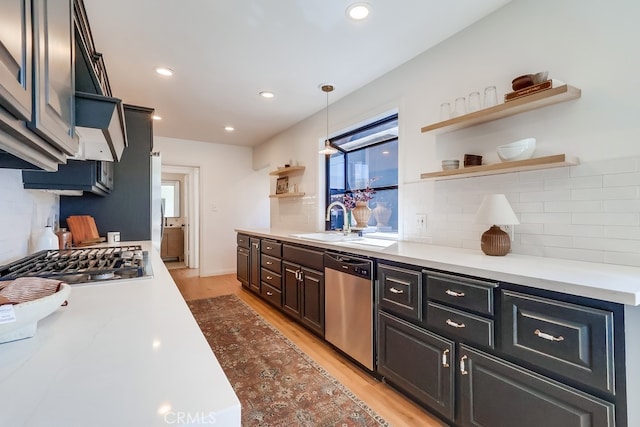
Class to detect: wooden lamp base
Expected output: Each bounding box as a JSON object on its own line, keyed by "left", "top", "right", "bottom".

{"left": 481, "top": 225, "right": 511, "bottom": 256}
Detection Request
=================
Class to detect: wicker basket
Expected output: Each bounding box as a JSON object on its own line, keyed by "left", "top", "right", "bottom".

{"left": 0, "top": 283, "right": 71, "bottom": 344}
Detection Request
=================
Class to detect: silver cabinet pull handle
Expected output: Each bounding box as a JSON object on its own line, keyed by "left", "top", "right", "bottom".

{"left": 266, "top": 246, "right": 272, "bottom": 250}
{"left": 342, "top": 265, "right": 349, "bottom": 269}
{"left": 460, "top": 355, "right": 468, "bottom": 375}
{"left": 446, "top": 319, "right": 466, "bottom": 328}
{"left": 266, "top": 276, "right": 272, "bottom": 280}
{"left": 266, "top": 291, "right": 273, "bottom": 296}
{"left": 389, "top": 287, "right": 404, "bottom": 294}
{"left": 445, "top": 289, "right": 465, "bottom": 297}
{"left": 442, "top": 349, "right": 450, "bottom": 368}
{"left": 534, "top": 329, "right": 564, "bottom": 342}
{"left": 266, "top": 261, "right": 273, "bottom": 265}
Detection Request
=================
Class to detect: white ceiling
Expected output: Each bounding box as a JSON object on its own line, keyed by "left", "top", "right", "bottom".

{"left": 83, "top": 0, "right": 510, "bottom": 147}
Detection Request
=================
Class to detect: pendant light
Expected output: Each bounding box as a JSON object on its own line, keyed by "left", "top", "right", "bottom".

{"left": 319, "top": 84, "right": 338, "bottom": 155}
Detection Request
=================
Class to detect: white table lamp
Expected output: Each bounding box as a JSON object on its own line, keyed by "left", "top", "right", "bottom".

{"left": 475, "top": 194, "right": 520, "bottom": 256}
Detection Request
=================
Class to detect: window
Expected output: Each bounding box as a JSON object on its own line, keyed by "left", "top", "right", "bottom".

{"left": 325, "top": 113, "right": 398, "bottom": 234}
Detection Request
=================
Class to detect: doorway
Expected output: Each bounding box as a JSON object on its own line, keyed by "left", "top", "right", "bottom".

{"left": 161, "top": 165, "right": 200, "bottom": 269}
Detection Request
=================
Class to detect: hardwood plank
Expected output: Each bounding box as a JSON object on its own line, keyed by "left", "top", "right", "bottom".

{"left": 170, "top": 269, "right": 447, "bottom": 427}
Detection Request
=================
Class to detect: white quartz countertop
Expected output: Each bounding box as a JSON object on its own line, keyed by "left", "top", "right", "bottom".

{"left": 0, "top": 242, "right": 241, "bottom": 427}
{"left": 237, "top": 228, "right": 640, "bottom": 306}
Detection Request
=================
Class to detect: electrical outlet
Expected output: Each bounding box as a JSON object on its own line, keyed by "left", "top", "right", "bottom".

{"left": 416, "top": 213, "right": 427, "bottom": 231}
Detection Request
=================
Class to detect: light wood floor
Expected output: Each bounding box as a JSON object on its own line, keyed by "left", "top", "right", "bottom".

{"left": 169, "top": 268, "right": 447, "bottom": 427}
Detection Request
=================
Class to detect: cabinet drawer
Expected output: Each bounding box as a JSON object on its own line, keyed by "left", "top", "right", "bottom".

{"left": 426, "top": 272, "right": 497, "bottom": 316}
{"left": 459, "top": 344, "right": 615, "bottom": 427}
{"left": 261, "top": 254, "right": 281, "bottom": 274}
{"left": 378, "top": 264, "right": 422, "bottom": 321}
{"left": 501, "top": 290, "right": 615, "bottom": 395}
{"left": 260, "top": 283, "right": 282, "bottom": 308}
{"left": 282, "top": 244, "right": 324, "bottom": 271}
{"left": 261, "top": 267, "right": 282, "bottom": 290}
{"left": 426, "top": 302, "right": 494, "bottom": 349}
{"left": 237, "top": 234, "right": 250, "bottom": 249}
{"left": 261, "top": 240, "right": 281, "bottom": 257}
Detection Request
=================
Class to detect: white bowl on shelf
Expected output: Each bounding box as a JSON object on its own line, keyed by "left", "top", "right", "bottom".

{"left": 441, "top": 160, "right": 460, "bottom": 170}
{"left": 497, "top": 138, "right": 536, "bottom": 162}
{"left": 0, "top": 283, "right": 71, "bottom": 344}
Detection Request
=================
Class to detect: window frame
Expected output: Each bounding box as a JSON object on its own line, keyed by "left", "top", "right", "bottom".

{"left": 324, "top": 113, "right": 398, "bottom": 231}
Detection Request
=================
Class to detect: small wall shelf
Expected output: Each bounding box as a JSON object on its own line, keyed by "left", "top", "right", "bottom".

{"left": 420, "top": 154, "right": 578, "bottom": 181}
{"left": 421, "top": 85, "right": 581, "bottom": 135}
{"left": 269, "top": 192, "right": 305, "bottom": 199}
{"left": 269, "top": 166, "right": 305, "bottom": 177}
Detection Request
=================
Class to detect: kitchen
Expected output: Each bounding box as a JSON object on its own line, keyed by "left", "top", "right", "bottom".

{"left": 1, "top": 0, "right": 640, "bottom": 426}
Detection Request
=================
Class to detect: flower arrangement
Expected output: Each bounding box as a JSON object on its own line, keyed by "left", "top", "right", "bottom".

{"left": 343, "top": 178, "right": 376, "bottom": 210}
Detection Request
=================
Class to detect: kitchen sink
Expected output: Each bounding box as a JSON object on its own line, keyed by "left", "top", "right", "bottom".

{"left": 289, "top": 232, "right": 362, "bottom": 242}
{"left": 289, "top": 232, "right": 397, "bottom": 249}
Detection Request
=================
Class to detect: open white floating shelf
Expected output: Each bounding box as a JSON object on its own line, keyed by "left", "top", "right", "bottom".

{"left": 269, "top": 166, "right": 305, "bottom": 177}
{"left": 420, "top": 154, "right": 579, "bottom": 181}
{"left": 269, "top": 192, "right": 306, "bottom": 199}
{"left": 421, "top": 85, "right": 581, "bottom": 135}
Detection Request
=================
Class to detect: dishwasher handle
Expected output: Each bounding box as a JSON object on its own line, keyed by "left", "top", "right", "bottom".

{"left": 324, "top": 252, "right": 373, "bottom": 279}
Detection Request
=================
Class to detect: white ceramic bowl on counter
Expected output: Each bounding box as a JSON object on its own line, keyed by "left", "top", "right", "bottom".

{"left": 497, "top": 138, "right": 536, "bottom": 162}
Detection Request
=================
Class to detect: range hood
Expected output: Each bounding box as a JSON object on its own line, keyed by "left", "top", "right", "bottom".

{"left": 74, "top": 91, "right": 128, "bottom": 162}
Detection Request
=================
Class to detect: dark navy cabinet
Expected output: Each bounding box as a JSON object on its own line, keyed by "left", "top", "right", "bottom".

{"left": 59, "top": 105, "right": 154, "bottom": 242}
{"left": 0, "top": 0, "right": 74, "bottom": 171}
{"left": 22, "top": 159, "right": 112, "bottom": 195}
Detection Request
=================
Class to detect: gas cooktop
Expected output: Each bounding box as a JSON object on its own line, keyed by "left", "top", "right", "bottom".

{"left": 0, "top": 245, "right": 152, "bottom": 285}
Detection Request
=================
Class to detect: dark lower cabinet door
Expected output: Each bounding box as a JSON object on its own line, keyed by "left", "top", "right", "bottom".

{"left": 377, "top": 311, "right": 454, "bottom": 421}
{"left": 236, "top": 247, "right": 249, "bottom": 288}
{"left": 249, "top": 238, "right": 260, "bottom": 294}
{"left": 282, "top": 261, "right": 301, "bottom": 318}
{"left": 458, "top": 344, "right": 615, "bottom": 427}
{"left": 300, "top": 267, "right": 324, "bottom": 336}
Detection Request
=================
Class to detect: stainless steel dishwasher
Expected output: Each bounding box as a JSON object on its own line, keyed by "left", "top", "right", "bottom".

{"left": 324, "top": 251, "right": 375, "bottom": 370}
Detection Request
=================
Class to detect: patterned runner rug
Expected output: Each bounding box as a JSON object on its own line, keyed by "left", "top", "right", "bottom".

{"left": 188, "top": 294, "right": 389, "bottom": 426}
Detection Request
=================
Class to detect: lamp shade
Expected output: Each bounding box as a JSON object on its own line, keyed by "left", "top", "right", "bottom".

{"left": 474, "top": 194, "right": 519, "bottom": 225}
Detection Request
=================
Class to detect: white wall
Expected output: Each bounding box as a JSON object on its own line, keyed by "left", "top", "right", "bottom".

{"left": 253, "top": 0, "right": 640, "bottom": 267}
{"left": 0, "top": 170, "right": 59, "bottom": 264}
{"left": 154, "top": 137, "right": 269, "bottom": 276}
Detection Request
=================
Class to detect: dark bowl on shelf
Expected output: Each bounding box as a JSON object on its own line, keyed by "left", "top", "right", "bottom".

{"left": 464, "top": 154, "right": 483, "bottom": 167}
{"left": 512, "top": 74, "right": 534, "bottom": 91}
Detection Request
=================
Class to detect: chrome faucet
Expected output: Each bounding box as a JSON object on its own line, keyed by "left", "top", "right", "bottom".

{"left": 326, "top": 201, "right": 351, "bottom": 235}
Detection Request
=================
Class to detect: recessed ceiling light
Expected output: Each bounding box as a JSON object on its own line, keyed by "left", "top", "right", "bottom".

{"left": 346, "top": 2, "right": 370, "bottom": 20}
{"left": 259, "top": 91, "right": 275, "bottom": 99}
{"left": 225, "top": 126, "right": 235, "bottom": 132}
{"left": 152, "top": 115, "right": 162, "bottom": 121}
{"left": 155, "top": 67, "right": 174, "bottom": 76}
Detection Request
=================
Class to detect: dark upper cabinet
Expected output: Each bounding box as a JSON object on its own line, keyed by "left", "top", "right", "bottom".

{"left": 0, "top": 0, "right": 70, "bottom": 171}
{"left": 22, "top": 159, "right": 112, "bottom": 195}
{"left": 28, "top": 0, "right": 78, "bottom": 156}
{"left": 0, "top": 0, "right": 32, "bottom": 122}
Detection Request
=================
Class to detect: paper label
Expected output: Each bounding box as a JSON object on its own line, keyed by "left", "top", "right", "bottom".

{"left": 0, "top": 304, "right": 17, "bottom": 324}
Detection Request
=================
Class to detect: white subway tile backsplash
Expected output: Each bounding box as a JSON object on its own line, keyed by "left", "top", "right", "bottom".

{"left": 544, "top": 175, "right": 603, "bottom": 191}
{"left": 604, "top": 172, "right": 640, "bottom": 187}
{"left": 543, "top": 247, "right": 604, "bottom": 264}
{"left": 543, "top": 223, "right": 603, "bottom": 238}
{"left": 544, "top": 200, "right": 602, "bottom": 213}
{"left": 520, "top": 212, "right": 571, "bottom": 224}
{"left": 605, "top": 226, "right": 640, "bottom": 240}
{"left": 603, "top": 251, "right": 640, "bottom": 267}
{"left": 521, "top": 189, "right": 572, "bottom": 202}
{"left": 409, "top": 156, "right": 640, "bottom": 267}
{"left": 572, "top": 186, "right": 639, "bottom": 201}
{"left": 0, "top": 170, "right": 58, "bottom": 265}
{"left": 604, "top": 199, "right": 640, "bottom": 212}
{"left": 571, "top": 158, "right": 638, "bottom": 177}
